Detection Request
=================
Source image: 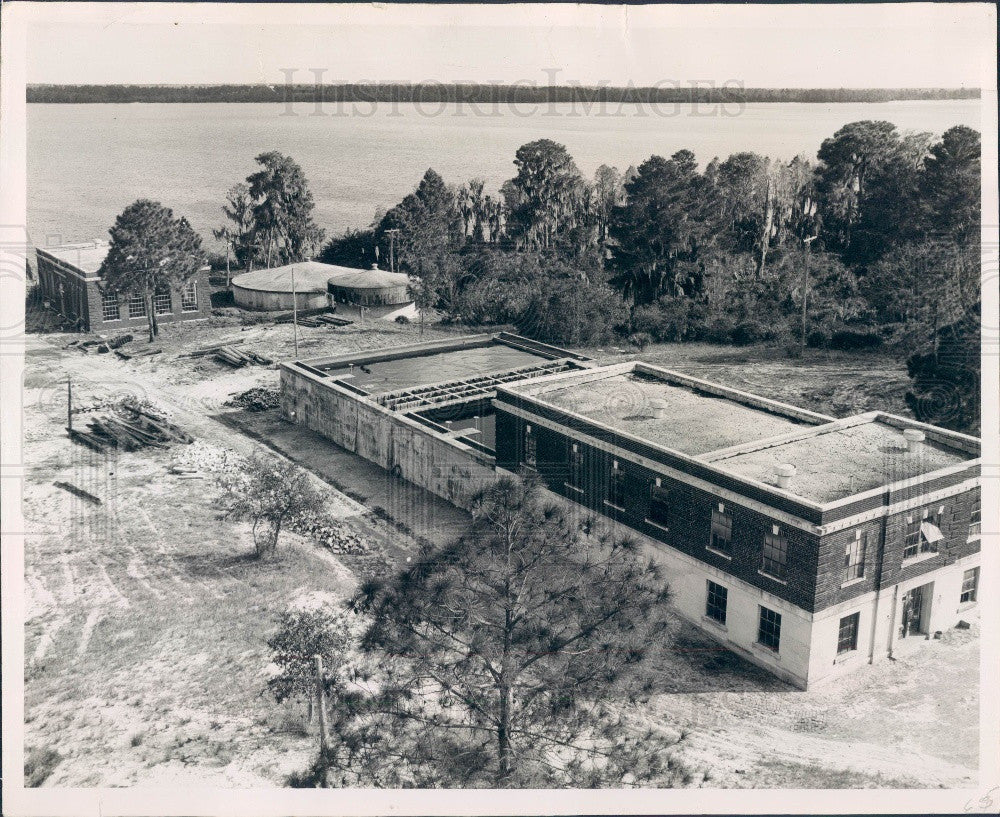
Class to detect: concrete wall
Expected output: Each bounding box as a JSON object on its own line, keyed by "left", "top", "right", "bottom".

{"left": 280, "top": 365, "right": 497, "bottom": 510}
{"left": 233, "top": 286, "right": 327, "bottom": 312}
{"left": 806, "top": 552, "right": 980, "bottom": 686}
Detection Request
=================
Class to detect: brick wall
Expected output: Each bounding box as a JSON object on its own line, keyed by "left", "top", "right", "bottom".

{"left": 495, "top": 407, "right": 823, "bottom": 611}
{"left": 812, "top": 485, "right": 980, "bottom": 611}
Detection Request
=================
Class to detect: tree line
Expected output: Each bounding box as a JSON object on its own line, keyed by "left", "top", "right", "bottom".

{"left": 318, "top": 121, "right": 981, "bottom": 433}
{"left": 28, "top": 83, "right": 980, "bottom": 104}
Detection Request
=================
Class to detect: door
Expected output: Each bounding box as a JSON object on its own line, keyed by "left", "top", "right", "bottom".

{"left": 901, "top": 583, "right": 933, "bottom": 637}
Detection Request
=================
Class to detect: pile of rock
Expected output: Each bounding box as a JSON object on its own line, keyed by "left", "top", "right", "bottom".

{"left": 224, "top": 387, "right": 281, "bottom": 412}
{"left": 169, "top": 441, "right": 243, "bottom": 476}
{"left": 289, "top": 510, "right": 373, "bottom": 555}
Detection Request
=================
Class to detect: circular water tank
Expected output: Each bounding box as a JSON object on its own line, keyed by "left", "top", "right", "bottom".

{"left": 327, "top": 264, "right": 413, "bottom": 307}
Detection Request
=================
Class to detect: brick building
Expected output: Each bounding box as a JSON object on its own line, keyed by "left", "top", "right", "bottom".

{"left": 35, "top": 240, "right": 212, "bottom": 332}
{"left": 279, "top": 338, "right": 983, "bottom": 689}
{"left": 492, "top": 361, "right": 981, "bottom": 688}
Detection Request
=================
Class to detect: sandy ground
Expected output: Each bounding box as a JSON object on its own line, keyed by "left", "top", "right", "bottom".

{"left": 19, "top": 322, "right": 978, "bottom": 789}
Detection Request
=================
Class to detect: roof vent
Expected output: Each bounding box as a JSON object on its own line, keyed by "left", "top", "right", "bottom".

{"left": 902, "top": 428, "right": 925, "bottom": 453}
{"left": 370, "top": 263, "right": 379, "bottom": 270}
{"left": 774, "top": 463, "right": 796, "bottom": 489}
{"left": 648, "top": 398, "right": 667, "bottom": 419}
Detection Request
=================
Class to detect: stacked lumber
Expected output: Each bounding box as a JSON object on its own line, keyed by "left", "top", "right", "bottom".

{"left": 213, "top": 345, "right": 274, "bottom": 367}
{"left": 183, "top": 339, "right": 246, "bottom": 358}
{"left": 272, "top": 309, "right": 353, "bottom": 327}
{"left": 72, "top": 403, "right": 192, "bottom": 452}
{"left": 116, "top": 347, "right": 161, "bottom": 361}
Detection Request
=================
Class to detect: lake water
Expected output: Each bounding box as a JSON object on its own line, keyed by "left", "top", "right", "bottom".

{"left": 27, "top": 100, "right": 981, "bottom": 252}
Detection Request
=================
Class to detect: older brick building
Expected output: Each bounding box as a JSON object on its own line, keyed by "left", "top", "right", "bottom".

{"left": 35, "top": 240, "right": 211, "bottom": 332}
{"left": 492, "top": 361, "right": 981, "bottom": 688}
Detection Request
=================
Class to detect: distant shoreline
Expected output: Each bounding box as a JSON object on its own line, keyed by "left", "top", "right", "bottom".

{"left": 26, "top": 84, "right": 981, "bottom": 105}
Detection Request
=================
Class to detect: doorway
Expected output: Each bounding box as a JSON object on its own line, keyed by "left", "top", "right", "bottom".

{"left": 900, "top": 582, "right": 933, "bottom": 638}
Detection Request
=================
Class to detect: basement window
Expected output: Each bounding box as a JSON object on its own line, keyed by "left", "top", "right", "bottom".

{"left": 844, "top": 532, "right": 867, "bottom": 582}
{"left": 837, "top": 612, "right": 860, "bottom": 655}
{"left": 705, "top": 581, "right": 728, "bottom": 625}
{"left": 960, "top": 567, "right": 979, "bottom": 604}
{"left": 756, "top": 606, "right": 782, "bottom": 652}
{"left": 101, "top": 291, "right": 120, "bottom": 322}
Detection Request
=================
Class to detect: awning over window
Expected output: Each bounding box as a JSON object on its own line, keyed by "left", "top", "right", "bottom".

{"left": 920, "top": 521, "right": 944, "bottom": 544}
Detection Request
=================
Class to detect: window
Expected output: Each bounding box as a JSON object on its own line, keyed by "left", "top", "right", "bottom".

{"left": 837, "top": 612, "right": 860, "bottom": 655}
{"left": 705, "top": 581, "right": 728, "bottom": 624}
{"left": 844, "top": 532, "right": 867, "bottom": 581}
{"left": 101, "top": 290, "right": 120, "bottom": 322}
{"left": 153, "top": 290, "right": 172, "bottom": 315}
{"left": 607, "top": 460, "right": 625, "bottom": 509}
{"left": 757, "top": 606, "right": 781, "bottom": 652}
{"left": 904, "top": 510, "right": 942, "bottom": 560}
{"left": 567, "top": 442, "right": 584, "bottom": 489}
{"left": 180, "top": 279, "right": 198, "bottom": 311}
{"left": 709, "top": 504, "right": 732, "bottom": 555}
{"left": 761, "top": 526, "right": 788, "bottom": 580}
{"left": 127, "top": 292, "right": 147, "bottom": 319}
{"left": 960, "top": 567, "right": 979, "bottom": 604}
{"left": 970, "top": 495, "right": 981, "bottom": 538}
{"left": 523, "top": 425, "right": 537, "bottom": 468}
{"left": 648, "top": 479, "right": 670, "bottom": 527}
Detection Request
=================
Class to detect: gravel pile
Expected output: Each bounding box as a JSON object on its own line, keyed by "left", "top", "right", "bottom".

{"left": 289, "top": 510, "right": 374, "bottom": 555}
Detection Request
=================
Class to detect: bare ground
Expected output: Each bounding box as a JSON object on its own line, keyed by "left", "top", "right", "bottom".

{"left": 19, "top": 323, "right": 976, "bottom": 788}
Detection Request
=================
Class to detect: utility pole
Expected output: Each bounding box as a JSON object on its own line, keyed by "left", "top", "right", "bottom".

{"left": 67, "top": 377, "right": 73, "bottom": 432}
{"left": 314, "top": 654, "right": 328, "bottom": 755}
{"left": 385, "top": 229, "right": 400, "bottom": 273}
{"left": 292, "top": 265, "right": 299, "bottom": 358}
{"left": 800, "top": 235, "right": 816, "bottom": 354}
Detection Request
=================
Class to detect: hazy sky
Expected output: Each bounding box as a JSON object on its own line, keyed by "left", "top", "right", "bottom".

{"left": 23, "top": 3, "right": 995, "bottom": 88}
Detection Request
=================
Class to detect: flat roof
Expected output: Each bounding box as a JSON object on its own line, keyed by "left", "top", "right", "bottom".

{"left": 37, "top": 240, "right": 110, "bottom": 275}
{"left": 502, "top": 362, "right": 979, "bottom": 505}
{"left": 520, "top": 370, "right": 814, "bottom": 456}
{"left": 711, "top": 419, "right": 972, "bottom": 503}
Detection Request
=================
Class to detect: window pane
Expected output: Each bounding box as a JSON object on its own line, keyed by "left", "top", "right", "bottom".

{"left": 101, "top": 292, "right": 120, "bottom": 322}
{"left": 762, "top": 532, "right": 787, "bottom": 579}
{"left": 153, "top": 291, "right": 172, "bottom": 315}
{"left": 649, "top": 483, "right": 670, "bottom": 525}
{"left": 837, "top": 612, "right": 860, "bottom": 654}
{"left": 710, "top": 508, "right": 732, "bottom": 554}
{"left": 960, "top": 567, "right": 979, "bottom": 603}
{"left": 128, "top": 293, "right": 147, "bottom": 318}
{"left": 181, "top": 279, "right": 198, "bottom": 311}
{"left": 757, "top": 606, "right": 781, "bottom": 651}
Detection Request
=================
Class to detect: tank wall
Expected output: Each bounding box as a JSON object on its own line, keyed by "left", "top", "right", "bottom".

{"left": 233, "top": 287, "right": 327, "bottom": 312}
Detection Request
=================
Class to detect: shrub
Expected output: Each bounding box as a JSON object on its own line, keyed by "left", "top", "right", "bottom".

{"left": 394, "top": 315, "right": 410, "bottom": 324}
{"left": 25, "top": 747, "right": 61, "bottom": 787}
{"left": 806, "top": 329, "right": 830, "bottom": 349}
{"left": 627, "top": 332, "right": 653, "bottom": 350}
{"left": 829, "top": 329, "right": 882, "bottom": 350}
